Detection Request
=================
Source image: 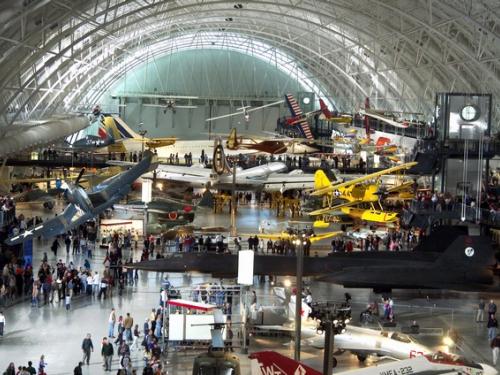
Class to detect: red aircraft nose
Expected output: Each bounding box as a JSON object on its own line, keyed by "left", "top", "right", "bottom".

{"left": 183, "top": 205, "right": 193, "bottom": 213}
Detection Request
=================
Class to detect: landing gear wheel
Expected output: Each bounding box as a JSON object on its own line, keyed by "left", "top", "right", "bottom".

{"left": 357, "top": 354, "right": 367, "bottom": 362}
{"left": 331, "top": 356, "right": 338, "bottom": 368}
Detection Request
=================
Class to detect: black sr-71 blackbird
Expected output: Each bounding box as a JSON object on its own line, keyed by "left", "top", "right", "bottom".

{"left": 130, "top": 226, "right": 498, "bottom": 292}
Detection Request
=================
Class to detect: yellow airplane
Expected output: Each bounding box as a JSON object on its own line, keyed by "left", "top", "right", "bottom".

{"left": 100, "top": 115, "right": 176, "bottom": 154}
{"left": 243, "top": 230, "right": 343, "bottom": 243}
{"left": 308, "top": 162, "right": 417, "bottom": 226}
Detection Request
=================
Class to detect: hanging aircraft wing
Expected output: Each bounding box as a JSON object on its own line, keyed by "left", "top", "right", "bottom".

{"left": 361, "top": 110, "right": 409, "bottom": 129}
{"left": 308, "top": 231, "right": 343, "bottom": 242}
{"left": 143, "top": 104, "right": 198, "bottom": 109}
{"left": 6, "top": 204, "right": 90, "bottom": 245}
{"left": 386, "top": 181, "right": 414, "bottom": 193}
{"left": 156, "top": 165, "right": 212, "bottom": 178}
{"left": 311, "top": 162, "right": 417, "bottom": 196}
{"left": 205, "top": 100, "right": 284, "bottom": 122}
{"left": 308, "top": 200, "right": 362, "bottom": 216}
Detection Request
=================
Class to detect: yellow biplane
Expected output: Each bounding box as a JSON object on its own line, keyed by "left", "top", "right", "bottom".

{"left": 308, "top": 162, "right": 417, "bottom": 227}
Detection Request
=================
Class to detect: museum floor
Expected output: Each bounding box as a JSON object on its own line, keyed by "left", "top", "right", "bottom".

{"left": 0, "top": 204, "right": 498, "bottom": 374}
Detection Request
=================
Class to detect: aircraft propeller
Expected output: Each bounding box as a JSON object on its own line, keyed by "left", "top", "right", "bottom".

{"left": 62, "top": 168, "right": 93, "bottom": 213}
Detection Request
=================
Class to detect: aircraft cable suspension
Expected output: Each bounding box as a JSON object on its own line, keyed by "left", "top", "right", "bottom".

{"left": 461, "top": 139, "right": 469, "bottom": 222}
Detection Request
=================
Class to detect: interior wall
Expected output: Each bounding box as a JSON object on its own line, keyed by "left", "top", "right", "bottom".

{"left": 120, "top": 102, "right": 283, "bottom": 138}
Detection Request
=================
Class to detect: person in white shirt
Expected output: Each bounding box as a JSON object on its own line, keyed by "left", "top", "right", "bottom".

{"left": 0, "top": 311, "right": 5, "bottom": 337}
{"left": 108, "top": 308, "right": 116, "bottom": 338}
{"left": 92, "top": 272, "right": 100, "bottom": 296}
{"left": 86, "top": 274, "right": 93, "bottom": 295}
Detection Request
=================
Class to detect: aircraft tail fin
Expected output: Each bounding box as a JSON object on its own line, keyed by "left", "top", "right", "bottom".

{"left": 288, "top": 294, "right": 312, "bottom": 321}
{"left": 226, "top": 128, "right": 240, "bottom": 150}
{"left": 314, "top": 169, "right": 331, "bottom": 191}
{"left": 111, "top": 115, "right": 142, "bottom": 139}
{"left": 101, "top": 115, "right": 121, "bottom": 140}
{"left": 212, "top": 139, "right": 232, "bottom": 175}
{"left": 376, "top": 137, "right": 391, "bottom": 147}
{"left": 198, "top": 190, "right": 214, "bottom": 209}
{"left": 249, "top": 351, "right": 321, "bottom": 375}
{"left": 434, "top": 234, "right": 495, "bottom": 269}
{"left": 319, "top": 99, "right": 332, "bottom": 119}
{"left": 296, "top": 121, "right": 314, "bottom": 140}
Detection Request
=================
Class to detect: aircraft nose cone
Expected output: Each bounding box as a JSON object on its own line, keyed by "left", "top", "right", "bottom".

{"left": 480, "top": 363, "right": 498, "bottom": 375}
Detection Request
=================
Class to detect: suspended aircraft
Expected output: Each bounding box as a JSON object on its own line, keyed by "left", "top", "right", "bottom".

{"left": 250, "top": 351, "right": 497, "bottom": 375}
{"left": 308, "top": 162, "right": 417, "bottom": 227}
{"left": 151, "top": 139, "right": 318, "bottom": 192}
{"left": 225, "top": 128, "right": 318, "bottom": 155}
{"left": 129, "top": 226, "right": 497, "bottom": 293}
{"left": 360, "top": 98, "right": 424, "bottom": 130}
{"left": 0, "top": 115, "right": 89, "bottom": 159}
{"left": 205, "top": 100, "right": 284, "bottom": 123}
{"left": 68, "top": 114, "right": 177, "bottom": 153}
{"left": 318, "top": 99, "right": 353, "bottom": 124}
{"left": 142, "top": 98, "right": 198, "bottom": 113}
{"left": 284, "top": 94, "right": 315, "bottom": 140}
{"left": 6, "top": 151, "right": 156, "bottom": 245}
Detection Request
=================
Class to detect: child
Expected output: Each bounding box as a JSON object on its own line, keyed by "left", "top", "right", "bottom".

{"left": 65, "top": 293, "right": 71, "bottom": 310}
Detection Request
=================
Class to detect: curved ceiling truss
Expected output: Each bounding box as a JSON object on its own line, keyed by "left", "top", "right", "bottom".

{"left": 0, "top": 0, "right": 499, "bottom": 128}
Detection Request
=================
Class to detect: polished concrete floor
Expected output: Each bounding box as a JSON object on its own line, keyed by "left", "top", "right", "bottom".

{"left": 1, "top": 202, "right": 499, "bottom": 374}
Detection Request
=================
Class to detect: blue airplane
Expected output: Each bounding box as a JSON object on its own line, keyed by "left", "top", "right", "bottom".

{"left": 6, "top": 151, "right": 156, "bottom": 245}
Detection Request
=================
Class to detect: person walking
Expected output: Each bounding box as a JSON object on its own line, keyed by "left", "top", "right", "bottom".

{"left": 489, "top": 300, "right": 497, "bottom": 316}
{"left": 26, "top": 361, "right": 36, "bottom": 375}
{"left": 81, "top": 333, "right": 94, "bottom": 365}
{"left": 73, "top": 362, "right": 83, "bottom": 375}
{"left": 131, "top": 324, "right": 140, "bottom": 351}
{"left": 65, "top": 292, "right": 71, "bottom": 310}
{"left": 477, "top": 299, "right": 486, "bottom": 322}
{"left": 108, "top": 308, "right": 116, "bottom": 338}
{"left": 123, "top": 312, "right": 134, "bottom": 342}
{"left": 101, "top": 337, "right": 114, "bottom": 371}
{"left": 3, "top": 363, "right": 15, "bottom": 375}
{"left": 488, "top": 314, "right": 498, "bottom": 341}
{"left": 0, "top": 311, "right": 5, "bottom": 337}
{"left": 38, "top": 354, "right": 47, "bottom": 375}
{"left": 492, "top": 334, "right": 500, "bottom": 365}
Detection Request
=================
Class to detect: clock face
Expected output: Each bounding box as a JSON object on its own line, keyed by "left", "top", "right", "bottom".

{"left": 460, "top": 105, "right": 479, "bottom": 122}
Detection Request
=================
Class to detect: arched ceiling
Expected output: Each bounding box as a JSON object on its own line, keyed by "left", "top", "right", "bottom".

{"left": 1, "top": 0, "right": 499, "bottom": 128}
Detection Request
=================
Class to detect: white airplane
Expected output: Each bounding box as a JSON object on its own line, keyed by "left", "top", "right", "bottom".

{"left": 258, "top": 288, "right": 431, "bottom": 363}
{"left": 152, "top": 141, "right": 317, "bottom": 192}
{"left": 250, "top": 350, "right": 497, "bottom": 375}
{"left": 205, "top": 100, "right": 284, "bottom": 122}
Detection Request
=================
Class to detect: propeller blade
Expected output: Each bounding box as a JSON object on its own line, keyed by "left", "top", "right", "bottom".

{"left": 75, "top": 168, "right": 86, "bottom": 185}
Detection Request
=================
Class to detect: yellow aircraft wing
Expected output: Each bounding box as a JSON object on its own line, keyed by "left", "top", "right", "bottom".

{"left": 308, "top": 200, "right": 362, "bottom": 216}
{"left": 311, "top": 162, "right": 417, "bottom": 196}
{"left": 386, "top": 181, "right": 414, "bottom": 193}
{"left": 308, "top": 231, "right": 343, "bottom": 242}
{"left": 251, "top": 233, "right": 287, "bottom": 241}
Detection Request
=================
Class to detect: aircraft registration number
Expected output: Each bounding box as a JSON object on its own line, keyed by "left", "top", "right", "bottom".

{"left": 380, "top": 366, "right": 413, "bottom": 375}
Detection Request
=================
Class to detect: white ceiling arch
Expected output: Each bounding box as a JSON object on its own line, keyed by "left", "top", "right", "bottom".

{"left": 0, "top": 0, "right": 498, "bottom": 128}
